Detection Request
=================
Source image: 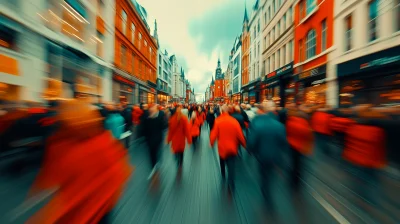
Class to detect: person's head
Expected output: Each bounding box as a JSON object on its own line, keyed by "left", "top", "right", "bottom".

{"left": 149, "top": 104, "right": 158, "bottom": 116}
{"left": 221, "top": 104, "right": 229, "bottom": 114}
{"left": 261, "top": 100, "right": 276, "bottom": 113}
{"left": 246, "top": 104, "right": 251, "bottom": 110}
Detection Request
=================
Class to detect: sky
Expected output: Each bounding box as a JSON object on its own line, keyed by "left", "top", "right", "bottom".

{"left": 137, "top": 0, "right": 256, "bottom": 96}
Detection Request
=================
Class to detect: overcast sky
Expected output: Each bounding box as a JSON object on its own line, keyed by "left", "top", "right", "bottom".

{"left": 138, "top": 0, "right": 256, "bottom": 95}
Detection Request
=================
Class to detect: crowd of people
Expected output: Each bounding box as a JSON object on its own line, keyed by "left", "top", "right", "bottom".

{"left": 0, "top": 95, "right": 399, "bottom": 223}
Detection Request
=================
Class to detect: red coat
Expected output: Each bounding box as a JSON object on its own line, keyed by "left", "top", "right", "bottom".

{"left": 167, "top": 114, "right": 192, "bottom": 153}
{"left": 210, "top": 113, "right": 246, "bottom": 159}
{"left": 329, "top": 117, "right": 355, "bottom": 133}
{"left": 343, "top": 124, "right": 386, "bottom": 168}
{"left": 311, "top": 111, "right": 334, "bottom": 136}
{"left": 132, "top": 108, "right": 143, "bottom": 125}
{"left": 190, "top": 118, "right": 201, "bottom": 137}
{"left": 286, "top": 116, "right": 314, "bottom": 155}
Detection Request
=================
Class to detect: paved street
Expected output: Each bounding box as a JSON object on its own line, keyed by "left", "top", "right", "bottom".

{"left": 0, "top": 126, "right": 399, "bottom": 224}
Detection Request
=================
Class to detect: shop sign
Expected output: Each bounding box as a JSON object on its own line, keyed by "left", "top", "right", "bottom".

{"left": 298, "top": 65, "right": 326, "bottom": 80}
{"left": 360, "top": 56, "right": 400, "bottom": 70}
{"left": 113, "top": 74, "right": 135, "bottom": 87}
{"left": 276, "top": 62, "right": 293, "bottom": 76}
{"left": 311, "top": 78, "right": 326, "bottom": 85}
{"left": 267, "top": 71, "right": 277, "bottom": 78}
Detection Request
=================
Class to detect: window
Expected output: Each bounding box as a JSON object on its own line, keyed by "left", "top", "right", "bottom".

{"left": 345, "top": 15, "right": 352, "bottom": 51}
{"left": 272, "top": 53, "right": 275, "bottom": 71}
{"left": 289, "top": 40, "right": 293, "bottom": 61}
{"left": 277, "top": 49, "right": 280, "bottom": 68}
{"left": 368, "top": 0, "right": 378, "bottom": 42}
{"left": 306, "top": 0, "right": 317, "bottom": 15}
{"left": 131, "top": 23, "right": 135, "bottom": 43}
{"left": 267, "top": 33, "right": 270, "bottom": 47}
{"left": 264, "top": 12, "right": 267, "bottom": 24}
{"left": 306, "top": 29, "right": 316, "bottom": 59}
{"left": 283, "top": 14, "right": 287, "bottom": 31}
{"left": 273, "top": 0, "right": 276, "bottom": 14}
{"left": 121, "top": 10, "right": 127, "bottom": 34}
{"left": 253, "top": 27, "right": 256, "bottom": 39}
{"left": 278, "top": 22, "right": 281, "bottom": 36}
{"left": 272, "top": 27, "right": 275, "bottom": 42}
{"left": 396, "top": 0, "right": 400, "bottom": 31}
{"left": 289, "top": 6, "right": 293, "bottom": 22}
{"left": 150, "top": 47, "right": 152, "bottom": 61}
{"left": 258, "top": 42, "right": 260, "bottom": 57}
{"left": 264, "top": 36, "right": 267, "bottom": 50}
{"left": 121, "top": 44, "right": 127, "bottom": 67}
{"left": 300, "top": 1, "right": 305, "bottom": 19}
{"left": 138, "top": 32, "right": 142, "bottom": 49}
{"left": 321, "top": 19, "right": 327, "bottom": 51}
{"left": 258, "top": 19, "right": 260, "bottom": 33}
{"left": 268, "top": 7, "right": 271, "bottom": 22}
{"left": 267, "top": 57, "right": 270, "bottom": 73}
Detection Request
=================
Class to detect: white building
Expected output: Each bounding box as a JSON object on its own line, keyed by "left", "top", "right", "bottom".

{"left": 169, "top": 55, "right": 180, "bottom": 101}
{"left": 329, "top": 0, "right": 400, "bottom": 107}
{"left": 261, "top": 0, "right": 295, "bottom": 104}
{"left": 157, "top": 49, "right": 171, "bottom": 103}
{"left": 248, "top": 0, "right": 263, "bottom": 82}
{"left": 231, "top": 35, "right": 242, "bottom": 102}
{"left": 0, "top": 0, "right": 114, "bottom": 102}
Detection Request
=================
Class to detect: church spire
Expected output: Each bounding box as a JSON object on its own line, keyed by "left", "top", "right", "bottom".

{"left": 243, "top": 0, "right": 249, "bottom": 23}
{"left": 153, "top": 19, "right": 159, "bottom": 47}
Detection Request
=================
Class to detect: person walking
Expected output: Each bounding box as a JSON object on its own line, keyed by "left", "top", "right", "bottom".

{"left": 141, "top": 104, "right": 168, "bottom": 179}
{"left": 167, "top": 105, "right": 192, "bottom": 169}
{"left": 206, "top": 107, "right": 216, "bottom": 131}
{"left": 190, "top": 112, "right": 201, "bottom": 150}
{"left": 181, "top": 104, "right": 189, "bottom": 118}
{"left": 210, "top": 104, "right": 246, "bottom": 192}
{"left": 247, "top": 101, "right": 288, "bottom": 202}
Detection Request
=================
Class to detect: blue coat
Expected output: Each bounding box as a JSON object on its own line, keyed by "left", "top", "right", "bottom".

{"left": 247, "top": 112, "right": 289, "bottom": 165}
{"left": 104, "top": 113, "right": 125, "bottom": 139}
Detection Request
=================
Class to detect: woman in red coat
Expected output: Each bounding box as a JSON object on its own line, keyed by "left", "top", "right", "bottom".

{"left": 167, "top": 106, "right": 192, "bottom": 168}
{"left": 190, "top": 112, "right": 201, "bottom": 150}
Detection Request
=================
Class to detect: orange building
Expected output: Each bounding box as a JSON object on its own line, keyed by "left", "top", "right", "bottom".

{"left": 293, "top": 0, "right": 334, "bottom": 105}
{"left": 113, "top": 0, "right": 158, "bottom": 104}
{"left": 241, "top": 6, "right": 250, "bottom": 103}
{"left": 214, "top": 59, "right": 225, "bottom": 100}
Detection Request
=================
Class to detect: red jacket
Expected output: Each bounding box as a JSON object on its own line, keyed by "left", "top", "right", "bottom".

{"left": 132, "top": 107, "right": 143, "bottom": 125}
{"left": 210, "top": 113, "right": 246, "bottom": 159}
{"left": 286, "top": 116, "right": 314, "bottom": 155}
{"left": 311, "top": 111, "right": 334, "bottom": 136}
{"left": 329, "top": 117, "right": 355, "bottom": 133}
{"left": 190, "top": 117, "right": 201, "bottom": 137}
{"left": 167, "top": 114, "right": 192, "bottom": 153}
{"left": 343, "top": 124, "right": 386, "bottom": 168}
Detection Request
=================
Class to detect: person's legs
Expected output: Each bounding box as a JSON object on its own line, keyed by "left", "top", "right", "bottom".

{"left": 219, "top": 158, "right": 226, "bottom": 180}
{"left": 259, "top": 161, "right": 273, "bottom": 200}
{"left": 226, "top": 156, "right": 236, "bottom": 191}
{"left": 192, "top": 136, "right": 198, "bottom": 150}
{"left": 175, "top": 152, "right": 184, "bottom": 167}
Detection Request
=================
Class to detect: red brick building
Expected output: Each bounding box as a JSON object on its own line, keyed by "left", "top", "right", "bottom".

{"left": 214, "top": 59, "right": 225, "bottom": 100}
{"left": 113, "top": 0, "right": 158, "bottom": 104}
{"left": 293, "top": 0, "right": 334, "bottom": 105}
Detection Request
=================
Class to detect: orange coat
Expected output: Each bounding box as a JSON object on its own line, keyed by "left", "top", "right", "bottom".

{"left": 28, "top": 131, "right": 133, "bottom": 224}
{"left": 210, "top": 113, "right": 246, "bottom": 159}
{"left": 286, "top": 116, "right": 314, "bottom": 155}
{"left": 343, "top": 124, "right": 386, "bottom": 168}
{"left": 167, "top": 114, "right": 192, "bottom": 153}
{"left": 311, "top": 111, "right": 334, "bottom": 136}
{"left": 190, "top": 117, "right": 201, "bottom": 137}
{"left": 132, "top": 107, "right": 143, "bottom": 125}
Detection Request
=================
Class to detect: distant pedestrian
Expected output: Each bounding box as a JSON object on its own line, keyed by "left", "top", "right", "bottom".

{"left": 206, "top": 108, "right": 216, "bottom": 131}
{"left": 210, "top": 104, "right": 246, "bottom": 192}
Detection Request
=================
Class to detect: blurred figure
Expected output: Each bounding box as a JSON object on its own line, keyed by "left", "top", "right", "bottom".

{"left": 210, "top": 104, "right": 246, "bottom": 192}
{"left": 231, "top": 105, "right": 245, "bottom": 130}
{"left": 167, "top": 105, "right": 192, "bottom": 169}
{"left": 245, "top": 104, "right": 256, "bottom": 122}
{"left": 206, "top": 107, "right": 215, "bottom": 131}
{"left": 120, "top": 100, "right": 133, "bottom": 147}
{"left": 26, "top": 99, "right": 132, "bottom": 223}
{"left": 104, "top": 103, "right": 124, "bottom": 140}
{"left": 248, "top": 101, "right": 288, "bottom": 201}
{"left": 181, "top": 104, "right": 189, "bottom": 118}
{"left": 190, "top": 112, "right": 201, "bottom": 150}
{"left": 141, "top": 104, "right": 168, "bottom": 179}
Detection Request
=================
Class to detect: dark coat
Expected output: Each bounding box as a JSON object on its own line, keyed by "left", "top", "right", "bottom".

{"left": 121, "top": 107, "right": 133, "bottom": 131}
{"left": 141, "top": 110, "right": 167, "bottom": 148}
{"left": 240, "top": 108, "right": 250, "bottom": 123}
{"left": 231, "top": 112, "right": 245, "bottom": 130}
{"left": 248, "top": 112, "right": 288, "bottom": 164}
{"left": 207, "top": 112, "right": 215, "bottom": 129}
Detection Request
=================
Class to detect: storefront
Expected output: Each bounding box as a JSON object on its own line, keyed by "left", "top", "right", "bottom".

{"left": 241, "top": 77, "right": 261, "bottom": 104}
{"left": 139, "top": 86, "right": 156, "bottom": 104}
{"left": 157, "top": 91, "right": 169, "bottom": 104}
{"left": 262, "top": 62, "right": 294, "bottom": 106}
{"left": 232, "top": 93, "right": 241, "bottom": 103}
{"left": 294, "top": 64, "right": 327, "bottom": 106}
{"left": 112, "top": 73, "right": 136, "bottom": 104}
{"left": 337, "top": 46, "right": 400, "bottom": 107}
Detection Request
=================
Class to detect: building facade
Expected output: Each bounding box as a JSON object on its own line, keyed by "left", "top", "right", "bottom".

{"left": 231, "top": 36, "right": 242, "bottom": 103}
{"left": 114, "top": 0, "right": 158, "bottom": 105}
{"left": 293, "top": 0, "right": 334, "bottom": 106}
{"left": 261, "top": 0, "right": 295, "bottom": 106}
{"left": 241, "top": 5, "right": 251, "bottom": 103}
{"left": 214, "top": 59, "right": 225, "bottom": 100}
{"left": 157, "top": 48, "right": 171, "bottom": 104}
{"left": 331, "top": 0, "right": 400, "bottom": 108}
{"left": 0, "top": 0, "right": 114, "bottom": 102}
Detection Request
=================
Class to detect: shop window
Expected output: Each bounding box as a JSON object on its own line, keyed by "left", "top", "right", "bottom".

{"left": 368, "top": 0, "right": 378, "bottom": 42}
{"left": 306, "top": 29, "right": 316, "bottom": 59}
{"left": 321, "top": 19, "right": 327, "bottom": 51}
{"left": 345, "top": 15, "right": 352, "bottom": 51}
{"left": 121, "top": 9, "right": 127, "bottom": 35}
{"left": 395, "top": 0, "right": 400, "bottom": 32}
